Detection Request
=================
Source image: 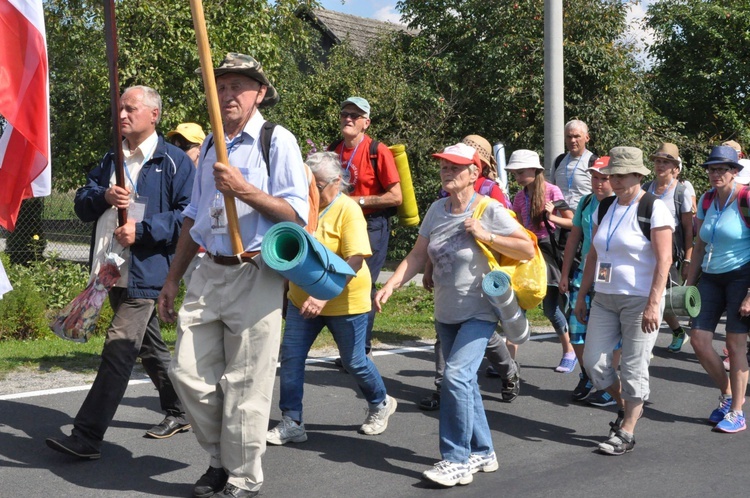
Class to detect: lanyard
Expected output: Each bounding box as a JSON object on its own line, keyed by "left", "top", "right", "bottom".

{"left": 649, "top": 178, "right": 674, "bottom": 199}
{"left": 605, "top": 194, "right": 640, "bottom": 252}
{"left": 226, "top": 135, "right": 244, "bottom": 155}
{"left": 318, "top": 192, "right": 342, "bottom": 219}
{"left": 565, "top": 155, "right": 583, "bottom": 191}
{"left": 123, "top": 149, "right": 152, "bottom": 198}
{"left": 524, "top": 189, "right": 532, "bottom": 228}
{"left": 339, "top": 140, "right": 362, "bottom": 180}
{"left": 445, "top": 191, "right": 477, "bottom": 214}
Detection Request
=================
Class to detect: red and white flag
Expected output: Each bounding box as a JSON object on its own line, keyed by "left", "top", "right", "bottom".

{"left": 0, "top": 0, "right": 51, "bottom": 232}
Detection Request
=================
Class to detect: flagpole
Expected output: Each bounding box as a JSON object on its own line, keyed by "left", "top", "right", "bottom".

{"left": 189, "top": 0, "right": 244, "bottom": 255}
{"left": 103, "top": 0, "right": 127, "bottom": 227}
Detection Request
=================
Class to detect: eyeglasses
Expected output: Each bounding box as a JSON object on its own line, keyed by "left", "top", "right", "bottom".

{"left": 172, "top": 138, "right": 198, "bottom": 152}
{"left": 316, "top": 179, "right": 335, "bottom": 191}
{"left": 339, "top": 111, "right": 365, "bottom": 121}
{"left": 707, "top": 167, "right": 731, "bottom": 175}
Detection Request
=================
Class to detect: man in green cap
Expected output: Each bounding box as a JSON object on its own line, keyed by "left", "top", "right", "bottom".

{"left": 160, "top": 53, "right": 308, "bottom": 498}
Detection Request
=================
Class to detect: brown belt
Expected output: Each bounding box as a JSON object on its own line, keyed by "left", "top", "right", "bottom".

{"left": 207, "top": 251, "right": 260, "bottom": 267}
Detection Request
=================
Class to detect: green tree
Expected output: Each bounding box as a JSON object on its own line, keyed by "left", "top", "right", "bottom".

{"left": 646, "top": 0, "right": 750, "bottom": 145}
{"left": 45, "top": 0, "right": 315, "bottom": 191}
{"left": 396, "top": 0, "right": 661, "bottom": 157}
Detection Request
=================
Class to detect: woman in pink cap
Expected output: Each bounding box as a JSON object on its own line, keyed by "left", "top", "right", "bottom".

{"left": 376, "top": 142, "right": 534, "bottom": 487}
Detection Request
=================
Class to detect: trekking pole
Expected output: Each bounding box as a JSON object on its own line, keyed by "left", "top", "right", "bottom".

{"left": 189, "top": 0, "right": 244, "bottom": 255}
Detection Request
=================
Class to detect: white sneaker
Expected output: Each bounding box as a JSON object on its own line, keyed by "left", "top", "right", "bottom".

{"left": 359, "top": 395, "right": 397, "bottom": 435}
{"left": 266, "top": 415, "right": 307, "bottom": 445}
{"left": 422, "top": 460, "right": 473, "bottom": 487}
{"left": 468, "top": 451, "right": 499, "bottom": 474}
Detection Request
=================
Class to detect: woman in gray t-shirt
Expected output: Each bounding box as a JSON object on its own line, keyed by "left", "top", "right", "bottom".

{"left": 375, "top": 143, "right": 534, "bottom": 488}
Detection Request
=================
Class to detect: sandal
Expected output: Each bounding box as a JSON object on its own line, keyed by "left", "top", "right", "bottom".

{"left": 419, "top": 391, "right": 440, "bottom": 411}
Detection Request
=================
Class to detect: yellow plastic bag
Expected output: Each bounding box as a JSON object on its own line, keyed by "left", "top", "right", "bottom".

{"left": 473, "top": 197, "right": 546, "bottom": 310}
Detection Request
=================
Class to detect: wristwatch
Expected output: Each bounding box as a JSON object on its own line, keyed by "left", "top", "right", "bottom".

{"left": 359, "top": 197, "right": 365, "bottom": 206}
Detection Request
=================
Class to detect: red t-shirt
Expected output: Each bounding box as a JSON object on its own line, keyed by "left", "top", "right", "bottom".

{"left": 332, "top": 134, "right": 400, "bottom": 215}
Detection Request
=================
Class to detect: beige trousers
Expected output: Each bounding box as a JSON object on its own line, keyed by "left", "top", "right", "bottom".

{"left": 170, "top": 255, "right": 283, "bottom": 492}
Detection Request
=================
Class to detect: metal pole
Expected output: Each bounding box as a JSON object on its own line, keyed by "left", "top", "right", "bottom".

{"left": 544, "top": 0, "right": 565, "bottom": 177}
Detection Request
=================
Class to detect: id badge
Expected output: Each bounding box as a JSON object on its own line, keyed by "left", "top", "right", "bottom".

{"left": 596, "top": 261, "right": 612, "bottom": 283}
{"left": 210, "top": 204, "right": 228, "bottom": 234}
{"left": 129, "top": 197, "right": 147, "bottom": 222}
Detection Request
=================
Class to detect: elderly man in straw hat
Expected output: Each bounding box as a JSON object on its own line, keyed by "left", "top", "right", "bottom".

{"left": 576, "top": 146, "right": 673, "bottom": 455}
{"left": 642, "top": 143, "right": 695, "bottom": 353}
{"left": 159, "top": 53, "right": 309, "bottom": 498}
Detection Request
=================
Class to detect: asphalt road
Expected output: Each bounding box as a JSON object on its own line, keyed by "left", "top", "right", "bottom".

{"left": 1, "top": 325, "right": 746, "bottom": 498}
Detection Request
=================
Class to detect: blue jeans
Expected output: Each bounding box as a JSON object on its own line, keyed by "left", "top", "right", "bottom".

{"left": 435, "top": 319, "right": 496, "bottom": 463}
{"left": 364, "top": 213, "right": 390, "bottom": 354}
{"left": 543, "top": 285, "right": 568, "bottom": 335}
{"left": 279, "top": 303, "right": 387, "bottom": 422}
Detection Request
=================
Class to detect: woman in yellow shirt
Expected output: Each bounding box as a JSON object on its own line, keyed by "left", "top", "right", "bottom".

{"left": 266, "top": 152, "right": 396, "bottom": 446}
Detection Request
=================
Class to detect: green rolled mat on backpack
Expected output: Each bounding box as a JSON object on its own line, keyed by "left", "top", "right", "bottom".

{"left": 665, "top": 285, "right": 701, "bottom": 318}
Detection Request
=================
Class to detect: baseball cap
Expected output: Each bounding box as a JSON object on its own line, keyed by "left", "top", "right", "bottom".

{"left": 166, "top": 123, "right": 206, "bottom": 144}
{"left": 340, "top": 97, "right": 370, "bottom": 117}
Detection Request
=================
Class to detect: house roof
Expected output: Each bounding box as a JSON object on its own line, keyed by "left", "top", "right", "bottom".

{"left": 297, "top": 7, "right": 418, "bottom": 56}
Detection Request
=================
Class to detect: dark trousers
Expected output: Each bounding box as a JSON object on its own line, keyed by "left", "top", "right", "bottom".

{"left": 72, "top": 287, "right": 184, "bottom": 448}
{"left": 365, "top": 213, "right": 390, "bottom": 354}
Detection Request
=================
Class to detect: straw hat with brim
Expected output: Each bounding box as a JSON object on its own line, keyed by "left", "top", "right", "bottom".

{"left": 462, "top": 135, "right": 497, "bottom": 169}
{"left": 207, "top": 52, "right": 279, "bottom": 108}
{"left": 432, "top": 143, "right": 481, "bottom": 168}
{"left": 504, "top": 150, "right": 543, "bottom": 171}
{"left": 166, "top": 122, "right": 206, "bottom": 144}
{"left": 702, "top": 145, "right": 743, "bottom": 171}
{"left": 736, "top": 159, "right": 750, "bottom": 184}
{"left": 600, "top": 146, "right": 650, "bottom": 176}
{"left": 649, "top": 142, "right": 681, "bottom": 165}
{"left": 722, "top": 140, "right": 742, "bottom": 155}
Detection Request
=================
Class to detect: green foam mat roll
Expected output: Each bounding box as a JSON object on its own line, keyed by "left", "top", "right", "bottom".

{"left": 665, "top": 285, "right": 701, "bottom": 318}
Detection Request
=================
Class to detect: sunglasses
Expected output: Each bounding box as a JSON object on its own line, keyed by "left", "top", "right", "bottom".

{"left": 707, "top": 167, "right": 732, "bottom": 175}
{"left": 172, "top": 138, "right": 199, "bottom": 152}
{"left": 339, "top": 111, "right": 365, "bottom": 121}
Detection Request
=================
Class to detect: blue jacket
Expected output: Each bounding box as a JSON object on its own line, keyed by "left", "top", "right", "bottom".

{"left": 74, "top": 136, "right": 195, "bottom": 299}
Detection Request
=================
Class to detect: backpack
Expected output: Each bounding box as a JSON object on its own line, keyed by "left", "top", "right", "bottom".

{"left": 328, "top": 138, "right": 398, "bottom": 218}
{"left": 700, "top": 186, "right": 750, "bottom": 228}
{"left": 597, "top": 192, "right": 658, "bottom": 240}
{"left": 202, "top": 122, "right": 319, "bottom": 234}
{"left": 642, "top": 180, "right": 687, "bottom": 261}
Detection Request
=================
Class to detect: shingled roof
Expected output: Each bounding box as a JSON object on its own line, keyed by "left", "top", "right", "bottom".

{"left": 296, "top": 6, "right": 418, "bottom": 56}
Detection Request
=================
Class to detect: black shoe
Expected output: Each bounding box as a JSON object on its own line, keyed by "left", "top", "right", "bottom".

{"left": 501, "top": 373, "right": 521, "bottom": 403}
{"left": 418, "top": 391, "right": 440, "bottom": 411}
{"left": 598, "top": 429, "right": 635, "bottom": 455}
{"left": 193, "top": 466, "right": 229, "bottom": 498}
{"left": 46, "top": 435, "right": 100, "bottom": 460}
{"left": 334, "top": 357, "right": 343, "bottom": 368}
{"left": 571, "top": 373, "right": 595, "bottom": 402}
{"left": 214, "top": 483, "right": 259, "bottom": 497}
{"left": 485, "top": 365, "right": 502, "bottom": 378}
{"left": 145, "top": 416, "right": 191, "bottom": 439}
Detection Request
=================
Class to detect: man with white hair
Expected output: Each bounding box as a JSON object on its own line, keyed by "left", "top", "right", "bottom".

{"left": 550, "top": 120, "right": 597, "bottom": 211}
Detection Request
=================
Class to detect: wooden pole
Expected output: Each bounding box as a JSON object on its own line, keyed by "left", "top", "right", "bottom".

{"left": 103, "top": 0, "right": 127, "bottom": 227}
{"left": 189, "top": 0, "right": 243, "bottom": 255}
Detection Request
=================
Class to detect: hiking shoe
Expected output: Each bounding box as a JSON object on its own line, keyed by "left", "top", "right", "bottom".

{"left": 598, "top": 429, "right": 635, "bottom": 455}
{"left": 485, "top": 365, "right": 502, "bottom": 378}
{"left": 45, "top": 435, "right": 100, "bottom": 460}
{"left": 213, "top": 483, "right": 258, "bottom": 497}
{"left": 709, "top": 396, "right": 733, "bottom": 425}
{"left": 422, "top": 460, "right": 473, "bottom": 487}
{"left": 193, "top": 466, "right": 228, "bottom": 498}
{"left": 501, "top": 373, "right": 521, "bottom": 402}
{"left": 468, "top": 452, "right": 499, "bottom": 474}
{"left": 714, "top": 411, "right": 746, "bottom": 433}
{"left": 266, "top": 415, "right": 307, "bottom": 445}
{"left": 588, "top": 390, "right": 617, "bottom": 407}
{"left": 667, "top": 328, "right": 688, "bottom": 352}
{"left": 572, "top": 373, "right": 595, "bottom": 402}
{"left": 419, "top": 391, "right": 440, "bottom": 411}
{"left": 555, "top": 354, "right": 578, "bottom": 373}
{"left": 359, "top": 395, "right": 397, "bottom": 435}
{"left": 608, "top": 408, "right": 625, "bottom": 438}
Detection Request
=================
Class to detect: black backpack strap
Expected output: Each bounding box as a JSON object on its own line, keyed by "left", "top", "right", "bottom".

{"left": 259, "top": 121, "right": 277, "bottom": 175}
{"left": 369, "top": 139, "right": 380, "bottom": 173}
{"left": 588, "top": 154, "right": 598, "bottom": 168}
{"left": 328, "top": 138, "right": 343, "bottom": 152}
{"left": 580, "top": 193, "right": 594, "bottom": 212}
{"left": 636, "top": 191, "right": 657, "bottom": 241}
{"left": 201, "top": 136, "right": 215, "bottom": 165}
{"left": 597, "top": 195, "right": 616, "bottom": 225}
{"left": 552, "top": 153, "right": 565, "bottom": 177}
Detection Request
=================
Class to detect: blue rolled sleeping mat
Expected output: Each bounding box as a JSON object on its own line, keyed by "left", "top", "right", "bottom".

{"left": 482, "top": 270, "right": 530, "bottom": 344}
{"left": 261, "top": 222, "right": 356, "bottom": 300}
